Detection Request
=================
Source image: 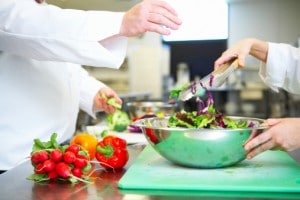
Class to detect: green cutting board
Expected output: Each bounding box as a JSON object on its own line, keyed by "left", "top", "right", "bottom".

{"left": 119, "top": 145, "right": 300, "bottom": 193}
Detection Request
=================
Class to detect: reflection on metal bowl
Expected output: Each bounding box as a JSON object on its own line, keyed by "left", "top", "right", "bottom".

{"left": 134, "top": 116, "right": 265, "bottom": 168}
{"left": 126, "top": 101, "right": 178, "bottom": 119}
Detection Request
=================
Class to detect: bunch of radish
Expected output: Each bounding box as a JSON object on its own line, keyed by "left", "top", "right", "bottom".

{"left": 27, "top": 133, "right": 92, "bottom": 183}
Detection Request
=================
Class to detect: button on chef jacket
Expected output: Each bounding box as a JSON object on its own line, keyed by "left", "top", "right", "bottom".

{"left": 0, "top": 0, "right": 128, "bottom": 170}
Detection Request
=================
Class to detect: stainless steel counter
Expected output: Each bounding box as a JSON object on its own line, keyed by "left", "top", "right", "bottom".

{"left": 1, "top": 144, "right": 300, "bottom": 200}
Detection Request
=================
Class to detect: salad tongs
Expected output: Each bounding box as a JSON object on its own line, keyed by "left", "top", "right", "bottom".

{"left": 178, "top": 58, "right": 239, "bottom": 101}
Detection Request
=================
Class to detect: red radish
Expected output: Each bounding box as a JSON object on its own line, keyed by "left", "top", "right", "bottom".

{"left": 28, "top": 133, "right": 93, "bottom": 184}
{"left": 72, "top": 167, "right": 82, "bottom": 178}
{"left": 31, "top": 150, "right": 49, "bottom": 164}
{"left": 63, "top": 151, "right": 76, "bottom": 164}
{"left": 31, "top": 153, "right": 40, "bottom": 164}
{"left": 50, "top": 149, "right": 63, "bottom": 162}
{"left": 48, "top": 170, "right": 58, "bottom": 180}
{"left": 55, "top": 162, "right": 71, "bottom": 179}
{"left": 43, "top": 159, "right": 56, "bottom": 172}
{"left": 35, "top": 163, "right": 46, "bottom": 174}
{"left": 74, "top": 155, "right": 88, "bottom": 168}
{"left": 66, "top": 144, "right": 80, "bottom": 155}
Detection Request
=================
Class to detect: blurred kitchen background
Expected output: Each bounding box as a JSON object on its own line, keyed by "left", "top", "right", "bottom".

{"left": 48, "top": 0, "right": 300, "bottom": 128}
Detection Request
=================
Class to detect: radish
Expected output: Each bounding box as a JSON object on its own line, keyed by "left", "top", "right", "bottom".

{"left": 66, "top": 144, "right": 80, "bottom": 155}
{"left": 55, "top": 162, "right": 71, "bottom": 179}
{"left": 63, "top": 151, "right": 76, "bottom": 164}
{"left": 31, "top": 150, "right": 49, "bottom": 164}
{"left": 55, "top": 162, "right": 91, "bottom": 183}
{"left": 43, "top": 159, "right": 55, "bottom": 172}
{"left": 50, "top": 149, "right": 63, "bottom": 162}
{"left": 28, "top": 133, "right": 93, "bottom": 184}
{"left": 74, "top": 155, "right": 88, "bottom": 168}
{"left": 47, "top": 170, "right": 58, "bottom": 180}
{"left": 72, "top": 167, "right": 82, "bottom": 178}
{"left": 35, "top": 163, "right": 46, "bottom": 174}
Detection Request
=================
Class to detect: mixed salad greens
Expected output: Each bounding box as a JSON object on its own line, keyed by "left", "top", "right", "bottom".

{"left": 168, "top": 81, "right": 254, "bottom": 129}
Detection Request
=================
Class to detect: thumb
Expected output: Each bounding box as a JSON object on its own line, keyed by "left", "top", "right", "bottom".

{"left": 237, "top": 55, "right": 247, "bottom": 68}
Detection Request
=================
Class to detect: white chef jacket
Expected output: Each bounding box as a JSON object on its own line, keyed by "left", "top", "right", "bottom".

{"left": 0, "top": 0, "right": 128, "bottom": 170}
{"left": 259, "top": 42, "right": 300, "bottom": 94}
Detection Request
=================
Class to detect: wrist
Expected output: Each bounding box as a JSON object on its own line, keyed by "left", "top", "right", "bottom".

{"left": 249, "top": 38, "right": 268, "bottom": 62}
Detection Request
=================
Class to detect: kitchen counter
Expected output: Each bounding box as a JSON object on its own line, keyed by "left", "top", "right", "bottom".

{"left": 0, "top": 144, "right": 144, "bottom": 200}
{"left": 1, "top": 143, "right": 300, "bottom": 200}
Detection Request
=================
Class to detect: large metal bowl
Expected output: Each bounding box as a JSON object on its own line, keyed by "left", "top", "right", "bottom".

{"left": 126, "top": 101, "right": 178, "bottom": 119}
{"left": 134, "top": 116, "right": 266, "bottom": 168}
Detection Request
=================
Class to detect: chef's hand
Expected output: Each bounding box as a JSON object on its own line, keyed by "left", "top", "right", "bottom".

{"left": 244, "top": 118, "right": 300, "bottom": 159}
{"left": 93, "top": 87, "right": 122, "bottom": 114}
{"left": 214, "top": 38, "right": 269, "bottom": 69}
{"left": 119, "top": 0, "right": 182, "bottom": 37}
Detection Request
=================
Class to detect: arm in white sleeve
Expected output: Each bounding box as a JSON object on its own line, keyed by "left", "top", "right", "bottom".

{"left": 259, "top": 42, "right": 300, "bottom": 94}
{"left": 0, "top": 0, "right": 128, "bottom": 68}
{"left": 78, "top": 66, "right": 106, "bottom": 118}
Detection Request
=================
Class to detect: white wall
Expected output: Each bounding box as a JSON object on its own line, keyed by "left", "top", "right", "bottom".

{"left": 228, "top": 0, "right": 300, "bottom": 46}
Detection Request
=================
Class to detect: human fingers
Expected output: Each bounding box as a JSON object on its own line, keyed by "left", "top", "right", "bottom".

{"left": 236, "top": 54, "right": 247, "bottom": 67}
{"left": 243, "top": 129, "right": 260, "bottom": 146}
{"left": 102, "top": 104, "right": 118, "bottom": 114}
{"left": 97, "top": 95, "right": 118, "bottom": 113}
{"left": 246, "top": 139, "right": 276, "bottom": 159}
{"left": 150, "top": 0, "right": 179, "bottom": 16}
{"left": 103, "top": 90, "right": 122, "bottom": 104}
{"left": 243, "top": 118, "right": 280, "bottom": 151}
{"left": 148, "top": 1, "right": 182, "bottom": 29}
{"left": 96, "top": 87, "right": 122, "bottom": 110}
{"left": 214, "top": 39, "right": 255, "bottom": 68}
{"left": 144, "top": 5, "right": 181, "bottom": 35}
{"left": 121, "top": 0, "right": 181, "bottom": 36}
{"left": 244, "top": 131, "right": 272, "bottom": 156}
{"left": 214, "top": 53, "right": 238, "bottom": 68}
{"left": 147, "top": 12, "right": 180, "bottom": 32}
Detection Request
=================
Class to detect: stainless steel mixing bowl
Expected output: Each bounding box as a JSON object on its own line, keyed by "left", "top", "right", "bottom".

{"left": 134, "top": 116, "right": 266, "bottom": 168}
{"left": 126, "top": 101, "right": 178, "bottom": 119}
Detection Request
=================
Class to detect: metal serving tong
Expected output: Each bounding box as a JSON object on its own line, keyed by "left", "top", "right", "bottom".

{"left": 178, "top": 58, "right": 239, "bottom": 101}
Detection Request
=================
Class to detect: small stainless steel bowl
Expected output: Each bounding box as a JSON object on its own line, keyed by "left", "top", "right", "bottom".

{"left": 134, "top": 116, "right": 265, "bottom": 168}
{"left": 126, "top": 101, "right": 177, "bottom": 119}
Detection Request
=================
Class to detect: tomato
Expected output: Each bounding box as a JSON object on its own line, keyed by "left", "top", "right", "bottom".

{"left": 70, "top": 133, "right": 98, "bottom": 160}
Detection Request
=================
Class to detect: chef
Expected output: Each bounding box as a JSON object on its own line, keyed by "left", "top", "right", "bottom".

{"left": 215, "top": 38, "right": 300, "bottom": 160}
{"left": 0, "top": 0, "right": 182, "bottom": 172}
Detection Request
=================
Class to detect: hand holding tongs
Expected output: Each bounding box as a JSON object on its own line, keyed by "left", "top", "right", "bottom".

{"left": 178, "top": 58, "right": 239, "bottom": 101}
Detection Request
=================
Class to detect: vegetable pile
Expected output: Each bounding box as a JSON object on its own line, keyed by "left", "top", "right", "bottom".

{"left": 27, "top": 133, "right": 92, "bottom": 183}
{"left": 27, "top": 133, "right": 129, "bottom": 183}
{"left": 169, "top": 81, "right": 254, "bottom": 129}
